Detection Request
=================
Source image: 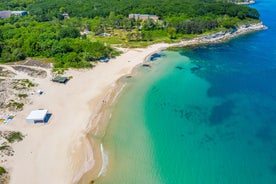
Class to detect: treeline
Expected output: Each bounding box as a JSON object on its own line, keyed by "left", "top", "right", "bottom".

{"left": 24, "top": 0, "right": 260, "bottom": 21}
{"left": 0, "top": 0, "right": 261, "bottom": 68}
{"left": 1, "top": 0, "right": 259, "bottom": 21}
{"left": 0, "top": 17, "right": 117, "bottom": 68}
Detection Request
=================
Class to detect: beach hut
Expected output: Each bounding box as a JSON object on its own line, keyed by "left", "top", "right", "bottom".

{"left": 26, "top": 110, "right": 48, "bottom": 124}
{"left": 52, "top": 76, "right": 68, "bottom": 83}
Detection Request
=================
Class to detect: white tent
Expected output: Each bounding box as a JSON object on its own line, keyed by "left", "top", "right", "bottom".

{"left": 36, "top": 89, "right": 43, "bottom": 95}
{"left": 26, "top": 110, "right": 48, "bottom": 123}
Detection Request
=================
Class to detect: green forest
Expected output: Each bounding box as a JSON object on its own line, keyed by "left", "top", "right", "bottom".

{"left": 0, "top": 0, "right": 260, "bottom": 68}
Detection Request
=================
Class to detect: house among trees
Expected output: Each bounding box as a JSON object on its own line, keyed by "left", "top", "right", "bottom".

{"left": 0, "top": 10, "right": 28, "bottom": 19}
{"left": 128, "top": 14, "right": 159, "bottom": 21}
{"left": 80, "top": 29, "right": 90, "bottom": 35}
{"left": 99, "top": 32, "right": 111, "bottom": 37}
{"left": 62, "top": 13, "right": 70, "bottom": 19}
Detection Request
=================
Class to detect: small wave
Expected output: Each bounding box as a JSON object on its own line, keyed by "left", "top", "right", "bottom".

{"left": 98, "top": 144, "right": 108, "bottom": 177}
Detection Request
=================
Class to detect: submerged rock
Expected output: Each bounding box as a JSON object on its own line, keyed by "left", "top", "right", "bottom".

{"left": 149, "top": 53, "right": 162, "bottom": 61}
{"left": 190, "top": 65, "right": 201, "bottom": 73}
{"left": 175, "top": 66, "right": 184, "bottom": 70}
{"left": 142, "top": 63, "right": 151, "bottom": 67}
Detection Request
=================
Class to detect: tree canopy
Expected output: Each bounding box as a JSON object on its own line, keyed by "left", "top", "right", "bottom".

{"left": 0, "top": 0, "right": 261, "bottom": 68}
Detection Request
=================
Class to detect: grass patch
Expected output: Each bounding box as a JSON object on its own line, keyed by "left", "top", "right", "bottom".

{"left": 6, "top": 132, "right": 24, "bottom": 143}
{"left": 13, "top": 79, "right": 36, "bottom": 90}
{"left": 30, "top": 57, "right": 55, "bottom": 63}
{"left": 52, "top": 68, "right": 65, "bottom": 75}
{"left": 88, "top": 28, "right": 238, "bottom": 48}
{"left": 18, "top": 94, "right": 28, "bottom": 98}
{"left": 6, "top": 100, "right": 24, "bottom": 110}
{"left": 21, "top": 79, "right": 35, "bottom": 88}
{"left": 0, "top": 167, "right": 6, "bottom": 176}
{"left": 0, "top": 145, "right": 10, "bottom": 151}
{"left": 237, "top": 18, "right": 261, "bottom": 26}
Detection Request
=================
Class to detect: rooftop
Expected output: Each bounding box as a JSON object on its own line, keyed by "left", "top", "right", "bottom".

{"left": 26, "top": 110, "right": 48, "bottom": 120}
{"left": 52, "top": 76, "right": 68, "bottom": 83}
{"left": 0, "top": 10, "right": 27, "bottom": 19}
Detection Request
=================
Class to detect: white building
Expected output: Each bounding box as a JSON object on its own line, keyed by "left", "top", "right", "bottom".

{"left": 26, "top": 110, "right": 48, "bottom": 124}
{"left": 128, "top": 14, "right": 159, "bottom": 21}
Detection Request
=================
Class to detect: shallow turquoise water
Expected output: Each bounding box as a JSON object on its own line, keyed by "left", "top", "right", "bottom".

{"left": 96, "top": 1, "right": 276, "bottom": 183}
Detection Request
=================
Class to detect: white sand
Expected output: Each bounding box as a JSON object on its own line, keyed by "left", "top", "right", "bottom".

{"left": 0, "top": 22, "right": 266, "bottom": 184}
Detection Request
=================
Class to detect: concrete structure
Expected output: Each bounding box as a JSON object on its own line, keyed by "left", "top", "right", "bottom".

{"left": 128, "top": 14, "right": 159, "bottom": 21}
{"left": 26, "top": 110, "right": 48, "bottom": 124}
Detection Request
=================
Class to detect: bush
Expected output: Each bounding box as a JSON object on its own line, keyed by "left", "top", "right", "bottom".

{"left": 0, "top": 167, "right": 6, "bottom": 176}
{"left": 21, "top": 79, "right": 35, "bottom": 88}
{"left": 6, "top": 132, "right": 24, "bottom": 143}
{"left": 18, "top": 94, "right": 28, "bottom": 98}
{"left": 0, "top": 145, "right": 10, "bottom": 151}
{"left": 59, "top": 27, "right": 80, "bottom": 39}
{"left": 7, "top": 101, "right": 24, "bottom": 110}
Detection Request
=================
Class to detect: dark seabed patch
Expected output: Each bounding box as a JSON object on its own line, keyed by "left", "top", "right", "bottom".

{"left": 190, "top": 65, "right": 201, "bottom": 73}
{"left": 209, "top": 100, "right": 235, "bottom": 126}
{"left": 255, "top": 126, "right": 274, "bottom": 143}
{"left": 270, "top": 164, "right": 276, "bottom": 175}
{"left": 148, "top": 53, "right": 165, "bottom": 61}
{"left": 175, "top": 66, "right": 184, "bottom": 70}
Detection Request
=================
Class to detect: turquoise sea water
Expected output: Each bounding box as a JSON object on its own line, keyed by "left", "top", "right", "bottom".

{"left": 95, "top": 1, "right": 276, "bottom": 183}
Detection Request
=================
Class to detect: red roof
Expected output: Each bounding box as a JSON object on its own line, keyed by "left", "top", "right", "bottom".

{"left": 0, "top": 11, "right": 12, "bottom": 18}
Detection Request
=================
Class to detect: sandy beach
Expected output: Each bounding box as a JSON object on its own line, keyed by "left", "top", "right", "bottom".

{"left": 0, "top": 22, "right": 266, "bottom": 184}
{"left": 0, "top": 43, "right": 171, "bottom": 184}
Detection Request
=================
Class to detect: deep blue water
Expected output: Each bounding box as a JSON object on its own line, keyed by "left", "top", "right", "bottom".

{"left": 96, "top": 1, "right": 276, "bottom": 183}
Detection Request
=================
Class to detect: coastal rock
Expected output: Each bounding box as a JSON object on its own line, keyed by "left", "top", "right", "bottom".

{"left": 235, "top": 0, "right": 255, "bottom": 5}
{"left": 173, "top": 22, "right": 267, "bottom": 48}
{"left": 175, "top": 66, "right": 184, "bottom": 70}
{"left": 142, "top": 63, "right": 151, "bottom": 67}
{"left": 149, "top": 53, "right": 162, "bottom": 61}
{"left": 190, "top": 65, "right": 201, "bottom": 73}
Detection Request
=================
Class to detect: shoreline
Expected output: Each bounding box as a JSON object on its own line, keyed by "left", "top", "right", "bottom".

{"left": 78, "top": 22, "right": 267, "bottom": 183}
{"left": 0, "top": 22, "right": 266, "bottom": 184}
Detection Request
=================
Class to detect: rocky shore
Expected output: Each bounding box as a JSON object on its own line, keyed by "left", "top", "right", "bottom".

{"left": 235, "top": 0, "right": 255, "bottom": 5}
{"left": 173, "top": 22, "right": 267, "bottom": 47}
